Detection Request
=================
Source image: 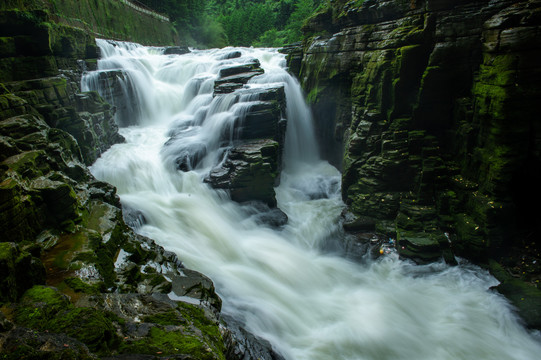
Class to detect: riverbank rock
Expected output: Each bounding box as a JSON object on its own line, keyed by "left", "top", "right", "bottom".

{"left": 0, "top": 7, "right": 231, "bottom": 359}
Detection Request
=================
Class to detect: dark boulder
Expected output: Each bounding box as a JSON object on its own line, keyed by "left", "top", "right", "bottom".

{"left": 218, "top": 51, "right": 242, "bottom": 60}
{"left": 214, "top": 59, "right": 265, "bottom": 95}
{"left": 206, "top": 139, "right": 281, "bottom": 207}
{"left": 240, "top": 201, "right": 288, "bottom": 228}
{"left": 162, "top": 46, "right": 190, "bottom": 55}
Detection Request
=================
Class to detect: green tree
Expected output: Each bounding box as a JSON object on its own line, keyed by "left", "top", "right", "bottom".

{"left": 138, "top": 0, "right": 325, "bottom": 48}
{"left": 285, "top": 0, "right": 316, "bottom": 43}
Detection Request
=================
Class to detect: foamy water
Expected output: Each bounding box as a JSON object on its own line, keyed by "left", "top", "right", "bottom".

{"left": 86, "top": 40, "right": 541, "bottom": 360}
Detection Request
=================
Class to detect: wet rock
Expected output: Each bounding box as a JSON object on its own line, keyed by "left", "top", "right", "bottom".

{"left": 342, "top": 211, "right": 376, "bottom": 232}
{"left": 31, "top": 176, "right": 79, "bottom": 225}
{"left": 166, "top": 141, "right": 207, "bottom": 171}
{"left": 279, "top": 43, "right": 302, "bottom": 75}
{"left": 85, "top": 69, "right": 141, "bottom": 127}
{"left": 214, "top": 59, "right": 265, "bottom": 95}
{"left": 222, "top": 315, "right": 285, "bottom": 360}
{"left": 206, "top": 83, "right": 287, "bottom": 206}
{"left": 76, "top": 292, "right": 225, "bottom": 359}
{"left": 163, "top": 46, "right": 190, "bottom": 55}
{"left": 236, "top": 101, "right": 283, "bottom": 140}
{"left": 219, "top": 59, "right": 261, "bottom": 78}
{"left": 240, "top": 201, "right": 288, "bottom": 228}
{"left": 299, "top": 0, "right": 541, "bottom": 270}
{"left": 489, "top": 260, "right": 541, "bottom": 329}
{"left": 122, "top": 206, "right": 146, "bottom": 230}
{"left": 206, "top": 139, "right": 281, "bottom": 207}
{"left": 219, "top": 51, "right": 242, "bottom": 60}
{"left": 0, "top": 311, "right": 13, "bottom": 332}
{"left": 0, "top": 327, "right": 96, "bottom": 359}
{"left": 0, "top": 242, "right": 45, "bottom": 302}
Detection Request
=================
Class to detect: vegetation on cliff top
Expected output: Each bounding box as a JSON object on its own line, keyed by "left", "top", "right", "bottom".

{"left": 138, "top": 0, "right": 330, "bottom": 47}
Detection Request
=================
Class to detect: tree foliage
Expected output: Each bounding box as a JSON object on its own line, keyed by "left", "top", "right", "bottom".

{"left": 135, "top": 0, "right": 327, "bottom": 48}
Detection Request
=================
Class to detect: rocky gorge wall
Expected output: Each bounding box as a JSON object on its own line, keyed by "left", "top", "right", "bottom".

{"left": 290, "top": 0, "right": 541, "bottom": 327}
{"left": 0, "top": 2, "right": 274, "bottom": 359}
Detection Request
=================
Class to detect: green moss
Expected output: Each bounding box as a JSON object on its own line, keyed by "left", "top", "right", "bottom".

{"left": 95, "top": 246, "right": 115, "bottom": 288}
{"left": 143, "top": 309, "right": 186, "bottom": 326}
{"left": 62, "top": 277, "right": 100, "bottom": 294}
{"left": 0, "top": 242, "right": 14, "bottom": 260}
{"left": 0, "top": 242, "right": 17, "bottom": 303}
{"left": 122, "top": 320, "right": 225, "bottom": 359}
{"left": 122, "top": 302, "right": 226, "bottom": 357}
{"left": 49, "top": 307, "right": 119, "bottom": 354}
{"left": 15, "top": 285, "right": 69, "bottom": 327}
{"left": 123, "top": 327, "right": 203, "bottom": 357}
{"left": 3, "top": 150, "right": 48, "bottom": 178}
{"left": 44, "top": 230, "right": 87, "bottom": 270}
{"left": 489, "top": 260, "right": 541, "bottom": 328}
{"left": 177, "top": 302, "right": 222, "bottom": 343}
{"left": 15, "top": 285, "right": 120, "bottom": 355}
{"left": 307, "top": 85, "right": 324, "bottom": 104}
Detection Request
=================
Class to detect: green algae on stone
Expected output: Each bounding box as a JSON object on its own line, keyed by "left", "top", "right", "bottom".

{"left": 122, "top": 302, "right": 226, "bottom": 360}
{"left": 62, "top": 277, "right": 101, "bottom": 295}
{"left": 15, "top": 285, "right": 120, "bottom": 355}
{"left": 15, "top": 285, "right": 70, "bottom": 328}
{"left": 48, "top": 307, "right": 119, "bottom": 354}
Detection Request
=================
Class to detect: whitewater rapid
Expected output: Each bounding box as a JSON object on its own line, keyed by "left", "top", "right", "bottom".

{"left": 85, "top": 40, "right": 541, "bottom": 360}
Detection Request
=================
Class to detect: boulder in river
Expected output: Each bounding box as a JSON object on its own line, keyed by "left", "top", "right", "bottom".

{"left": 206, "top": 139, "right": 281, "bottom": 207}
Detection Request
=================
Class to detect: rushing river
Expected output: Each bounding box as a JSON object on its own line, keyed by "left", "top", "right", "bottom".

{"left": 84, "top": 40, "right": 541, "bottom": 360}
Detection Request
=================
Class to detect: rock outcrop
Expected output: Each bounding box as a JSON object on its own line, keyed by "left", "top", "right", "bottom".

{"left": 204, "top": 63, "right": 287, "bottom": 208}
{"left": 0, "top": 5, "right": 233, "bottom": 359}
{"left": 292, "top": 0, "right": 541, "bottom": 327}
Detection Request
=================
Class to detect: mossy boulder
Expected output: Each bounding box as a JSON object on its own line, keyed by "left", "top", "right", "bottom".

{"left": 489, "top": 260, "right": 541, "bottom": 329}
{"left": 15, "top": 285, "right": 120, "bottom": 354}
{"left": 117, "top": 299, "right": 226, "bottom": 359}
{"left": 0, "top": 242, "right": 46, "bottom": 303}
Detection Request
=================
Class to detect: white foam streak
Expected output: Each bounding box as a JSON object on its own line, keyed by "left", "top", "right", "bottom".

{"left": 88, "top": 43, "right": 541, "bottom": 360}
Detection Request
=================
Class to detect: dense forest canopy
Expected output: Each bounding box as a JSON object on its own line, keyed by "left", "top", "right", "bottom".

{"left": 135, "top": 0, "right": 328, "bottom": 47}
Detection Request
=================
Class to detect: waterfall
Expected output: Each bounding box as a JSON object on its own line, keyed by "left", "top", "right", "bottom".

{"left": 85, "top": 40, "right": 541, "bottom": 360}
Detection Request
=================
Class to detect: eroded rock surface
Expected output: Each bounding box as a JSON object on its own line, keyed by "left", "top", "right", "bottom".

{"left": 294, "top": 0, "right": 541, "bottom": 327}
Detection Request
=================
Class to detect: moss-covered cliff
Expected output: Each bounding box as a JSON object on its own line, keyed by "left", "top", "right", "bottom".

{"left": 1, "top": 0, "right": 177, "bottom": 46}
{"left": 292, "top": 0, "right": 541, "bottom": 327}
{"left": 0, "top": 2, "right": 235, "bottom": 358}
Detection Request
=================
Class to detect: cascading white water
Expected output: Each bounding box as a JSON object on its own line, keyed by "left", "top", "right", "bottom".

{"left": 86, "top": 40, "right": 541, "bottom": 360}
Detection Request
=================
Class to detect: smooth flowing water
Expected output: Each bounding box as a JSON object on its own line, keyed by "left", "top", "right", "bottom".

{"left": 84, "top": 40, "right": 541, "bottom": 360}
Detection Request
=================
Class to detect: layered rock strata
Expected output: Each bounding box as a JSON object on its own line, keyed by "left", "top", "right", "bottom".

{"left": 205, "top": 63, "right": 287, "bottom": 208}
{"left": 292, "top": 0, "right": 541, "bottom": 327}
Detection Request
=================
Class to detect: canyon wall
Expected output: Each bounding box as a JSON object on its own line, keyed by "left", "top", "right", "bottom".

{"left": 0, "top": 2, "right": 237, "bottom": 358}
{"left": 292, "top": 0, "right": 541, "bottom": 326}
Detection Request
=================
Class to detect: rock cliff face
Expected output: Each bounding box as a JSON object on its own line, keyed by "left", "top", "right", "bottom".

{"left": 292, "top": 0, "right": 541, "bottom": 327}
{"left": 0, "top": 4, "right": 242, "bottom": 360}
